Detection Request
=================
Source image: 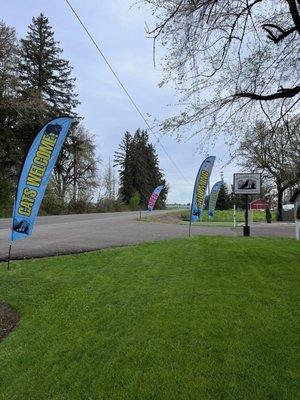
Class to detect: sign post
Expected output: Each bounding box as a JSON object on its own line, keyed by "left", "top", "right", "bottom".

{"left": 233, "top": 204, "right": 236, "bottom": 228}
{"left": 233, "top": 173, "right": 261, "bottom": 237}
{"left": 244, "top": 194, "right": 250, "bottom": 236}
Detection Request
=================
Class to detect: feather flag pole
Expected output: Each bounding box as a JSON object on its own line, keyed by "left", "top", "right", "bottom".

{"left": 7, "top": 116, "right": 74, "bottom": 270}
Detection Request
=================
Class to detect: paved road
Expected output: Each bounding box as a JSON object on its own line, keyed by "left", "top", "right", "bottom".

{"left": 0, "top": 211, "right": 296, "bottom": 261}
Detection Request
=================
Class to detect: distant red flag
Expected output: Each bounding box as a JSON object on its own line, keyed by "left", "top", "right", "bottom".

{"left": 148, "top": 185, "right": 164, "bottom": 211}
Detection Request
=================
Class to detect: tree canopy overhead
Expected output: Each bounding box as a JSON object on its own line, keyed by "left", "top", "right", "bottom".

{"left": 143, "top": 0, "right": 300, "bottom": 140}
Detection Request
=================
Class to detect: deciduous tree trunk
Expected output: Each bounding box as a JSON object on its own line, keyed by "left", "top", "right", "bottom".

{"left": 277, "top": 183, "right": 284, "bottom": 221}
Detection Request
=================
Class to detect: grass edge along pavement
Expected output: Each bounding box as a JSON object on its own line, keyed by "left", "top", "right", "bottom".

{"left": 140, "top": 209, "right": 277, "bottom": 226}
{"left": 0, "top": 236, "right": 299, "bottom": 400}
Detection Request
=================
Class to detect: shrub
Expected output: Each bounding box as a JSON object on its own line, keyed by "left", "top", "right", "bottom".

{"left": 180, "top": 210, "right": 190, "bottom": 221}
{"left": 67, "top": 199, "right": 94, "bottom": 214}
{"left": 129, "top": 191, "right": 140, "bottom": 211}
{"left": 95, "top": 198, "right": 127, "bottom": 213}
{"left": 40, "top": 194, "right": 66, "bottom": 215}
{"left": 266, "top": 208, "right": 272, "bottom": 223}
{"left": 296, "top": 205, "right": 300, "bottom": 220}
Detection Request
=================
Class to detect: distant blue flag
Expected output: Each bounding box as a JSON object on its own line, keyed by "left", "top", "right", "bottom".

{"left": 11, "top": 116, "right": 74, "bottom": 243}
{"left": 208, "top": 181, "right": 223, "bottom": 217}
{"left": 148, "top": 185, "right": 164, "bottom": 211}
{"left": 190, "top": 156, "right": 215, "bottom": 222}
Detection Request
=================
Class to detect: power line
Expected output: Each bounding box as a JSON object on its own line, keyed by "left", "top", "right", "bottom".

{"left": 65, "top": 0, "right": 189, "bottom": 183}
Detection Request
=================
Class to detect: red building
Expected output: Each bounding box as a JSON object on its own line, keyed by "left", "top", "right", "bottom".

{"left": 249, "top": 199, "right": 269, "bottom": 210}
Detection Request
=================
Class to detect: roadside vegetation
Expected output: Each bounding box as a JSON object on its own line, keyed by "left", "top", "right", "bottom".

{"left": 141, "top": 209, "right": 277, "bottom": 225}
{"left": 0, "top": 237, "right": 299, "bottom": 399}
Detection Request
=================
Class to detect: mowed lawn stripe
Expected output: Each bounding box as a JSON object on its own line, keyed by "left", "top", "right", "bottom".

{"left": 0, "top": 236, "right": 299, "bottom": 400}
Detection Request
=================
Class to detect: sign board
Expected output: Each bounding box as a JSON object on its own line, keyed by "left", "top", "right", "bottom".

{"left": 233, "top": 173, "right": 261, "bottom": 195}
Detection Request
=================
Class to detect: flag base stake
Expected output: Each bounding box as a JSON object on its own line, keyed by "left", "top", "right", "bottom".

{"left": 7, "top": 244, "right": 12, "bottom": 271}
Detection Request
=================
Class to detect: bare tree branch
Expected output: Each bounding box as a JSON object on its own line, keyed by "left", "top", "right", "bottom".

{"left": 262, "top": 23, "right": 298, "bottom": 43}
{"left": 235, "top": 86, "right": 300, "bottom": 100}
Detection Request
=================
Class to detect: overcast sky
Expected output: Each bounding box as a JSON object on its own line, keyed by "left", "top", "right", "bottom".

{"left": 1, "top": 0, "right": 238, "bottom": 203}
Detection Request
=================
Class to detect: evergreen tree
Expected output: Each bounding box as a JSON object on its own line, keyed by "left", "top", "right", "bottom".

{"left": 114, "top": 131, "right": 134, "bottom": 204}
{"left": 17, "top": 14, "right": 101, "bottom": 214}
{"left": 19, "top": 13, "right": 78, "bottom": 115}
{"left": 0, "top": 15, "right": 99, "bottom": 216}
{"left": 216, "top": 182, "right": 231, "bottom": 210}
{"left": 114, "top": 129, "right": 168, "bottom": 208}
{"left": 230, "top": 193, "right": 246, "bottom": 210}
{"left": 0, "top": 21, "right": 20, "bottom": 216}
{"left": 17, "top": 13, "right": 79, "bottom": 150}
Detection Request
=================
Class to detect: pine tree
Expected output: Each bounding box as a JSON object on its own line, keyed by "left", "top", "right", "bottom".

{"left": 18, "top": 13, "right": 79, "bottom": 149}
{"left": 19, "top": 13, "right": 78, "bottom": 115}
{"left": 114, "top": 131, "right": 134, "bottom": 204}
{"left": 16, "top": 14, "right": 101, "bottom": 215}
{"left": 0, "top": 22, "right": 20, "bottom": 216}
{"left": 0, "top": 16, "right": 98, "bottom": 216}
{"left": 216, "top": 182, "right": 231, "bottom": 210}
{"left": 230, "top": 193, "right": 246, "bottom": 210}
{"left": 114, "top": 129, "right": 168, "bottom": 208}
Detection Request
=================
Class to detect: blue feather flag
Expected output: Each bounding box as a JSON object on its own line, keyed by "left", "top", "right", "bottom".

{"left": 11, "top": 116, "right": 74, "bottom": 243}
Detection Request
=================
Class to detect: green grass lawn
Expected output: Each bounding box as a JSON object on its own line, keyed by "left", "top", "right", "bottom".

{"left": 179, "top": 209, "right": 277, "bottom": 223}
{"left": 0, "top": 237, "right": 299, "bottom": 400}
{"left": 142, "top": 209, "right": 277, "bottom": 226}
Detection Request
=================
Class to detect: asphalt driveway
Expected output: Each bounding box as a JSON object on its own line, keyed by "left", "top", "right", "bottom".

{"left": 0, "top": 211, "right": 296, "bottom": 261}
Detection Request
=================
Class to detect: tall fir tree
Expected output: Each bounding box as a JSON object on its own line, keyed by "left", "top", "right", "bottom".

{"left": 114, "top": 129, "right": 167, "bottom": 208}
{"left": 216, "top": 181, "right": 231, "bottom": 210}
{"left": 18, "top": 13, "right": 79, "bottom": 149}
{"left": 19, "top": 14, "right": 78, "bottom": 114}
{"left": 0, "top": 21, "right": 20, "bottom": 216}
{"left": 0, "top": 15, "right": 99, "bottom": 216}
{"left": 114, "top": 131, "right": 134, "bottom": 204}
{"left": 17, "top": 14, "right": 97, "bottom": 213}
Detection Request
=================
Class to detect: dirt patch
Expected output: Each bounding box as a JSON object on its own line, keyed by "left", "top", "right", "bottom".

{"left": 142, "top": 211, "right": 188, "bottom": 224}
{"left": 0, "top": 300, "right": 20, "bottom": 342}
